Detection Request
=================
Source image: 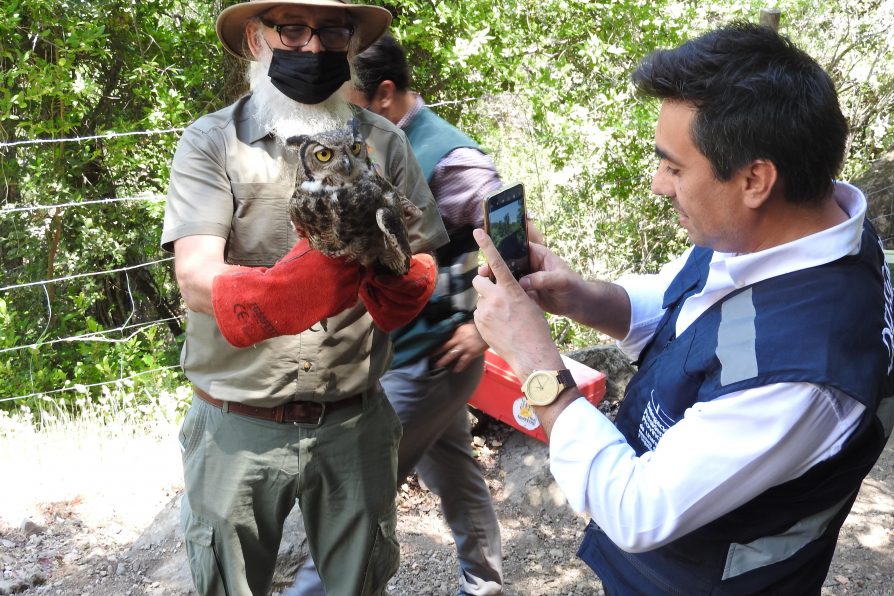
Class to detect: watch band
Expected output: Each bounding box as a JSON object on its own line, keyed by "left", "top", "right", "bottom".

{"left": 556, "top": 368, "right": 576, "bottom": 391}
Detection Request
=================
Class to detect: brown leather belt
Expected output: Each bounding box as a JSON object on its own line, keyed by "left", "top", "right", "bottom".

{"left": 193, "top": 385, "right": 363, "bottom": 425}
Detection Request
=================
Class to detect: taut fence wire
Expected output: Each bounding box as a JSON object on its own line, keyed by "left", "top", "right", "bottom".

{"left": 1, "top": 125, "right": 185, "bottom": 405}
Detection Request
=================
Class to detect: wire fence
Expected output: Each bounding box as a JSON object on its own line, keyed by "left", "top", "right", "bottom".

{"left": 0, "top": 96, "right": 518, "bottom": 407}
{"left": 0, "top": 195, "right": 166, "bottom": 214}
{"left": 0, "top": 128, "right": 185, "bottom": 149}
{"left": 3, "top": 118, "right": 894, "bottom": 406}
{"left": 0, "top": 256, "right": 174, "bottom": 294}
{"left": 0, "top": 100, "right": 528, "bottom": 407}
{"left": 0, "top": 365, "right": 182, "bottom": 404}
{"left": 1, "top": 127, "right": 186, "bottom": 406}
{"left": 0, "top": 242, "right": 183, "bottom": 404}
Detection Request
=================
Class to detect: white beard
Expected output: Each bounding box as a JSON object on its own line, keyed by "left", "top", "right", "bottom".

{"left": 248, "top": 48, "right": 353, "bottom": 144}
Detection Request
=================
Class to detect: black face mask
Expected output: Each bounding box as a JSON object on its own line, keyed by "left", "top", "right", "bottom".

{"left": 267, "top": 49, "right": 350, "bottom": 105}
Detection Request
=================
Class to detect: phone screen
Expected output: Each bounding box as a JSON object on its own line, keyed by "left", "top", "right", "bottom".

{"left": 484, "top": 183, "right": 530, "bottom": 280}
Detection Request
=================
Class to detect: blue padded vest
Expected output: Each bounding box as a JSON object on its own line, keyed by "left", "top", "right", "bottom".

{"left": 579, "top": 221, "right": 894, "bottom": 595}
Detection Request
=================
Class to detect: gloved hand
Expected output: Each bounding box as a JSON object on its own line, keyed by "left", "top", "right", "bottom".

{"left": 212, "top": 239, "right": 362, "bottom": 348}
{"left": 360, "top": 253, "right": 437, "bottom": 332}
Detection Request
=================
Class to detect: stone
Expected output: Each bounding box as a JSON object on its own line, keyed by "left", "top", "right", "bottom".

{"left": 20, "top": 519, "right": 45, "bottom": 538}
{"left": 564, "top": 344, "right": 636, "bottom": 403}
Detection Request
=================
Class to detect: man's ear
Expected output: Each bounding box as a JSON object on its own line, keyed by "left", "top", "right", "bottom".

{"left": 374, "top": 80, "right": 397, "bottom": 110}
{"left": 742, "top": 159, "right": 778, "bottom": 209}
{"left": 244, "top": 21, "right": 264, "bottom": 59}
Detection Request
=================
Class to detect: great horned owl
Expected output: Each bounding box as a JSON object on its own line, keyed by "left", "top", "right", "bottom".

{"left": 286, "top": 120, "right": 420, "bottom": 276}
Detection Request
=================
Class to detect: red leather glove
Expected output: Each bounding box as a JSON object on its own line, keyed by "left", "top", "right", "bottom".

{"left": 359, "top": 254, "right": 437, "bottom": 332}
{"left": 212, "top": 240, "right": 361, "bottom": 348}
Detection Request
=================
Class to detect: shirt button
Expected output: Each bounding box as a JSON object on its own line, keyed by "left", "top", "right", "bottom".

{"left": 302, "top": 361, "right": 312, "bottom": 372}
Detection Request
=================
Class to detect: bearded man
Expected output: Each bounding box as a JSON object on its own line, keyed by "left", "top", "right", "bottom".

{"left": 161, "top": 1, "right": 447, "bottom": 594}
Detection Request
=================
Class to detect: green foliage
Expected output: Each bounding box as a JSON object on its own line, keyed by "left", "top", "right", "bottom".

{"left": 377, "top": 0, "right": 698, "bottom": 277}
{"left": 2, "top": 0, "right": 894, "bottom": 416}
{"left": 380, "top": 0, "right": 894, "bottom": 277}
{"left": 0, "top": 0, "right": 225, "bottom": 411}
{"left": 781, "top": 0, "right": 894, "bottom": 179}
{"left": 375, "top": 0, "right": 894, "bottom": 346}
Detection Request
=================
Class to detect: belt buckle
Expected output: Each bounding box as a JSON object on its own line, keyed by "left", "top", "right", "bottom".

{"left": 292, "top": 401, "right": 326, "bottom": 426}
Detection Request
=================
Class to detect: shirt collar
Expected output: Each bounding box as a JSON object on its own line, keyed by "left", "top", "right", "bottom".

{"left": 396, "top": 93, "right": 424, "bottom": 131}
{"left": 713, "top": 181, "right": 867, "bottom": 288}
{"left": 243, "top": 94, "right": 270, "bottom": 144}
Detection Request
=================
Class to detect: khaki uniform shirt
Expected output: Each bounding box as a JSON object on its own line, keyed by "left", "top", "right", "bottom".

{"left": 162, "top": 95, "right": 448, "bottom": 406}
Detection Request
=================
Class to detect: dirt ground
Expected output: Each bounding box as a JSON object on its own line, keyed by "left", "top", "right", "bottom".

{"left": 1, "top": 401, "right": 893, "bottom": 595}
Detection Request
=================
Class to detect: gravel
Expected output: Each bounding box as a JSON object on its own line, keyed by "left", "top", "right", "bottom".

{"left": 1, "top": 407, "right": 892, "bottom": 595}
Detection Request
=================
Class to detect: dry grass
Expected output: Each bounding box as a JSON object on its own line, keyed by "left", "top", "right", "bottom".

{"left": 0, "top": 386, "right": 188, "bottom": 539}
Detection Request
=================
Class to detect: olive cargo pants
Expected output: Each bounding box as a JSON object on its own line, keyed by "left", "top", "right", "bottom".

{"left": 179, "top": 391, "right": 402, "bottom": 595}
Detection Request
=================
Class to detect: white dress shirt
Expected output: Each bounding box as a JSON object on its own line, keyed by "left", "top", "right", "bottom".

{"left": 549, "top": 182, "right": 869, "bottom": 553}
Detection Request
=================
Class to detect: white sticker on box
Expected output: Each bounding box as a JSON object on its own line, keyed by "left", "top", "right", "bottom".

{"left": 513, "top": 396, "right": 541, "bottom": 430}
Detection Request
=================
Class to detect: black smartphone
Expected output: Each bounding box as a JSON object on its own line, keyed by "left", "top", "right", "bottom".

{"left": 483, "top": 183, "right": 531, "bottom": 280}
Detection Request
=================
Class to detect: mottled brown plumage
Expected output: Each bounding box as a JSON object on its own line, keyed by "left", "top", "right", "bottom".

{"left": 286, "top": 120, "right": 419, "bottom": 275}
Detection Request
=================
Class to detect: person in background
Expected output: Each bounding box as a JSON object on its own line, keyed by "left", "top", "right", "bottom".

{"left": 288, "top": 32, "right": 505, "bottom": 596}
{"left": 472, "top": 22, "right": 894, "bottom": 594}
{"left": 162, "top": 0, "right": 447, "bottom": 593}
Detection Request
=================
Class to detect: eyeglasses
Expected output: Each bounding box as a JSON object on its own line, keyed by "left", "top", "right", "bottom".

{"left": 261, "top": 19, "right": 354, "bottom": 51}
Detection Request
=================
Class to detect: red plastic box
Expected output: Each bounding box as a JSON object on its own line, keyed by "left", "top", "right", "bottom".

{"left": 468, "top": 349, "right": 606, "bottom": 443}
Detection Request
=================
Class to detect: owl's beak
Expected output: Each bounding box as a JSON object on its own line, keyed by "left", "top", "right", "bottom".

{"left": 340, "top": 156, "right": 352, "bottom": 175}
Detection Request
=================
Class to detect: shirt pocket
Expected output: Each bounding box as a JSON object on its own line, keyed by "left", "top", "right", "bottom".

{"left": 227, "top": 182, "right": 295, "bottom": 266}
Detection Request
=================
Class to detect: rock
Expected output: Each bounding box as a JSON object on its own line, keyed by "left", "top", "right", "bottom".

{"left": 0, "top": 579, "right": 27, "bottom": 595}
{"left": 0, "top": 569, "right": 45, "bottom": 595}
{"left": 20, "top": 519, "right": 45, "bottom": 538}
{"left": 62, "top": 551, "right": 79, "bottom": 564}
{"left": 564, "top": 344, "right": 636, "bottom": 402}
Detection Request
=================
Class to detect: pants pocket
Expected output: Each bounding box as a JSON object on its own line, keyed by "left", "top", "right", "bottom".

{"left": 181, "top": 506, "right": 226, "bottom": 595}
{"left": 361, "top": 509, "right": 400, "bottom": 596}
{"left": 178, "top": 400, "right": 208, "bottom": 463}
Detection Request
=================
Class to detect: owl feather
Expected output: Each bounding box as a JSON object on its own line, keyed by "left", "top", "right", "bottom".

{"left": 286, "top": 120, "right": 420, "bottom": 275}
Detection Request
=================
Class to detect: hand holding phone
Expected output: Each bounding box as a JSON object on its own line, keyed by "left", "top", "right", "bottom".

{"left": 483, "top": 183, "right": 531, "bottom": 280}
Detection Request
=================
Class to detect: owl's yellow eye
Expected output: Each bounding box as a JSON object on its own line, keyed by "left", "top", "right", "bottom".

{"left": 350, "top": 142, "right": 362, "bottom": 156}
{"left": 314, "top": 149, "right": 332, "bottom": 162}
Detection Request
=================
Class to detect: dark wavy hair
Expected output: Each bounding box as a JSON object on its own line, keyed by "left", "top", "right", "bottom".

{"left": 352, "top": 33, "right": 411, "bottom": 100}
{"left": 632, "top": 22, "right": 848, "bottom": 204}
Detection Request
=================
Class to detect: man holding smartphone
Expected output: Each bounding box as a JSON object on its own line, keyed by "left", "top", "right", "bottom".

{"left": 289, "top": 32, "right": 505, "bottom": 596}
{"left": 472, "top": 23, "right": 894, "bottom": 594}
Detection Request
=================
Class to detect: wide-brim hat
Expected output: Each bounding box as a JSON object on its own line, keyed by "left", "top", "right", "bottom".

{"left": 217, "top": 0, "right": 393, "bottom": 59}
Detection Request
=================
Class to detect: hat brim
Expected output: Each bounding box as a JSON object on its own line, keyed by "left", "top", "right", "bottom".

{"left": 217, "top": 0, "right": 392, "bottom": 59}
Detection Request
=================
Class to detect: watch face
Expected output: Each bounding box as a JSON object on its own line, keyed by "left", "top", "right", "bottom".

{"left": 526, "top": 371, "right": 560, "bottom": 406}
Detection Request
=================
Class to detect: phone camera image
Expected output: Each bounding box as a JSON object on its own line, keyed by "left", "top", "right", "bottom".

{"left": 484, "top": 183, "right": 530, "bottom": 280}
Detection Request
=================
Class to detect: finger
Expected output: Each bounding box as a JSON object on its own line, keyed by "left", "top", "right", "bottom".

{"left": 519, "top": 268, "right": 557, "bottom": 294}
{"left": 526, "top": 218, "right": 545, "bottom": 245}
{"left": 432, "top": 347, "right": 460, "bottom": 369}
{"left": 434, "top": 343, "right": 457, "bottom": 358}
{"left": 527, "top": 241, "right": 549, "bottom": 268}
{"left": 473, "top": 228, "right": 517, "bottom": 286}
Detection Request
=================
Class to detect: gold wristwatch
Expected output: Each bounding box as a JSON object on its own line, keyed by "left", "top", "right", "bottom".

{"left": 521, "top": 369, "right": 576, "bottom": 406}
